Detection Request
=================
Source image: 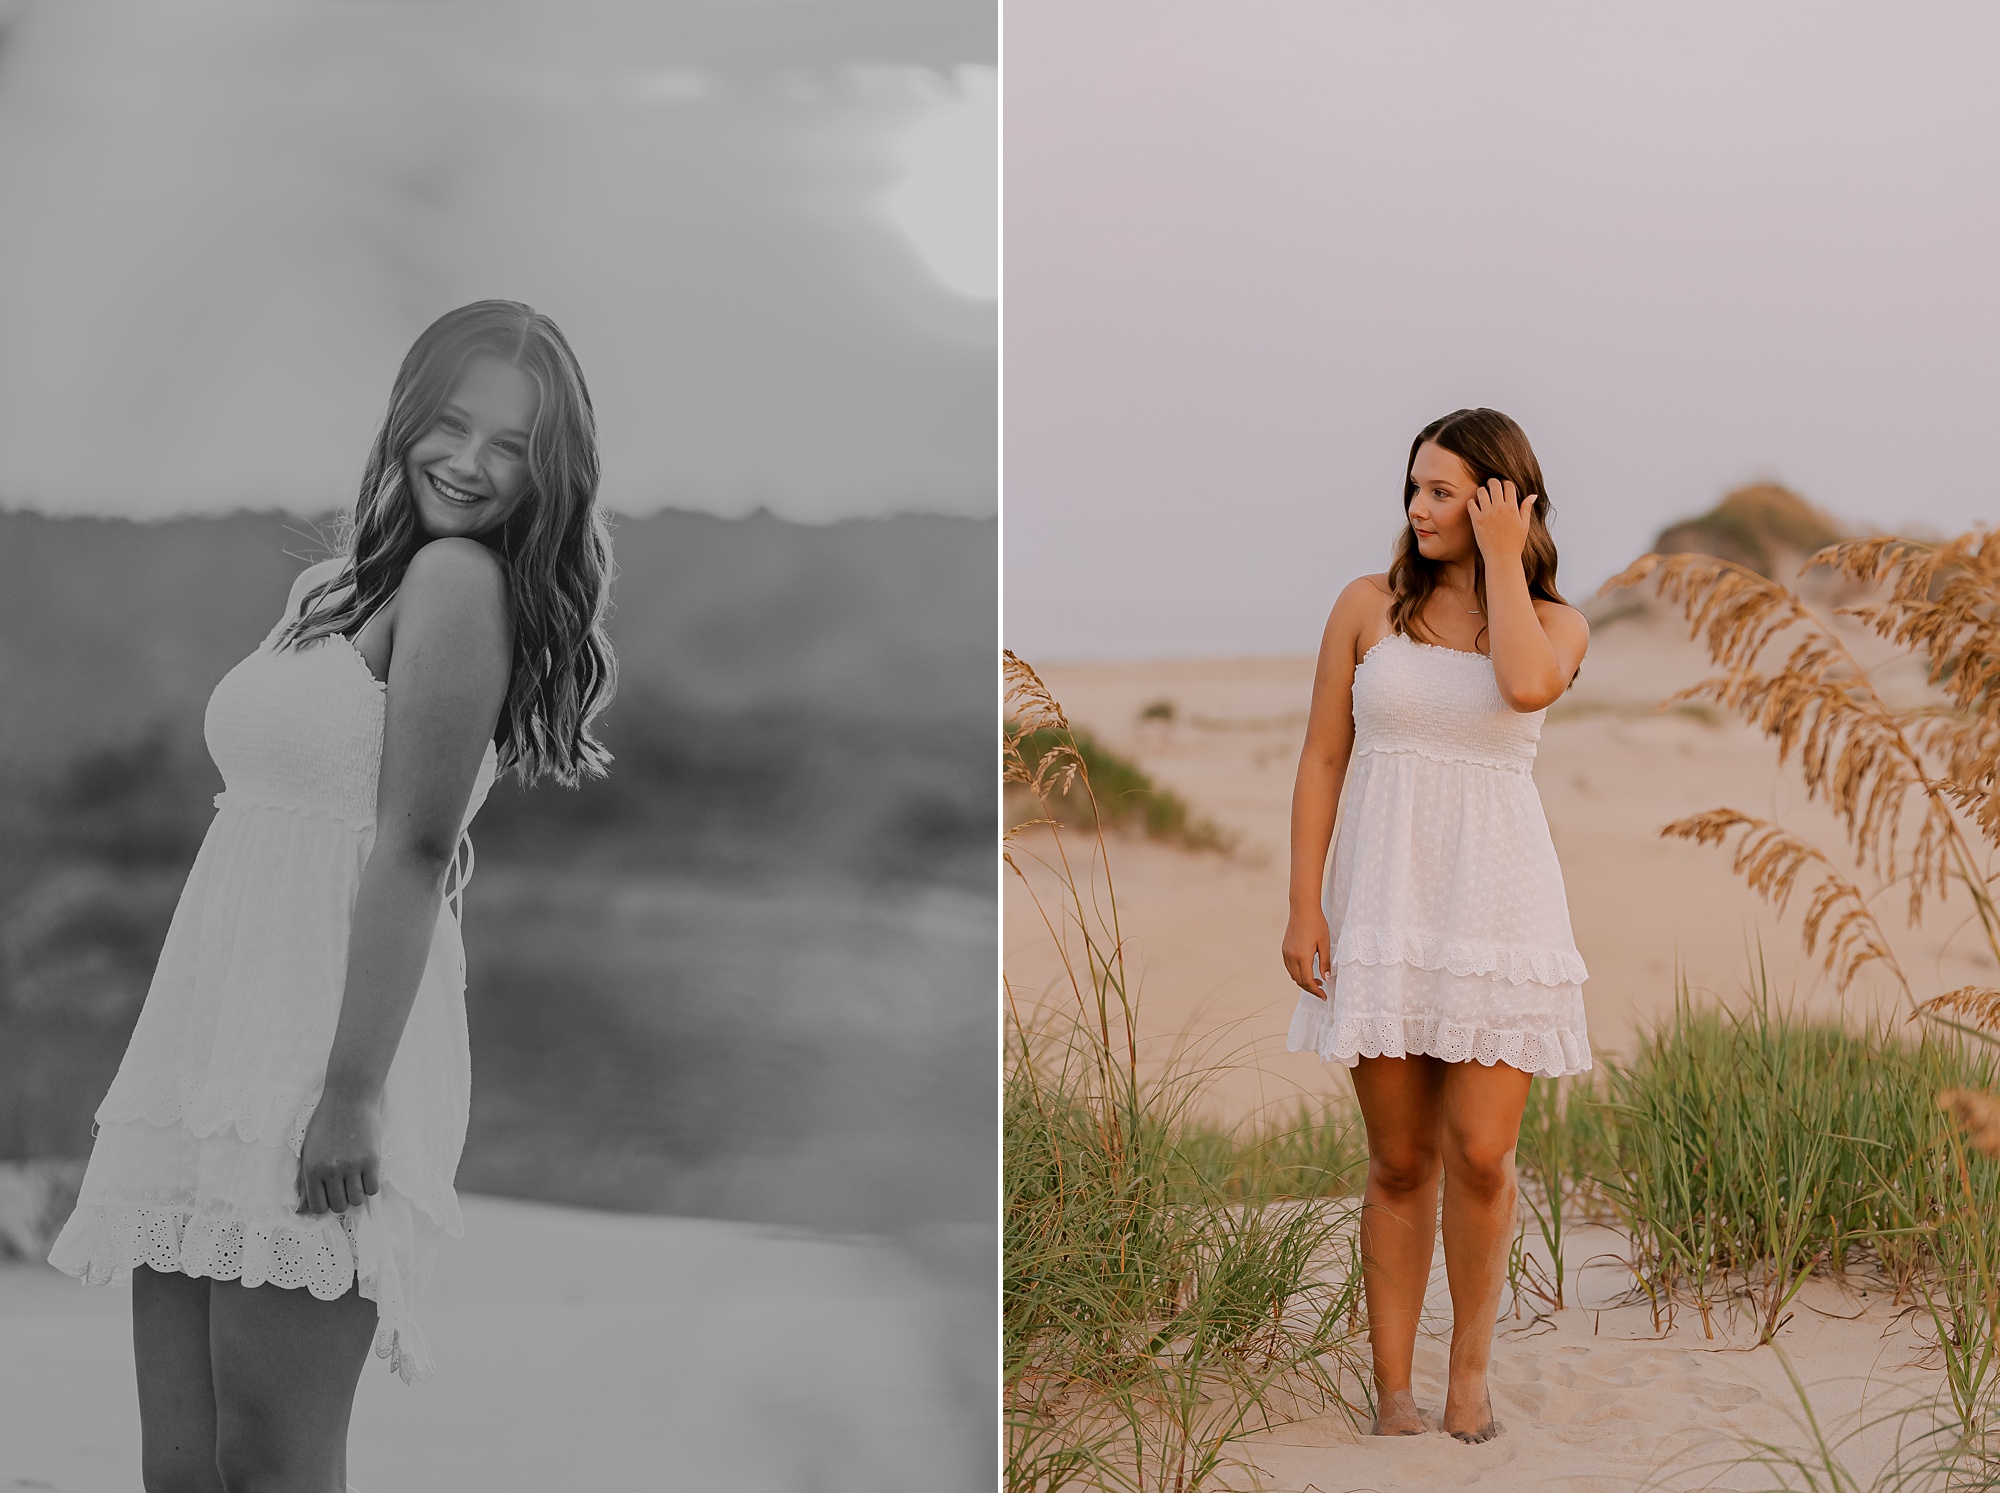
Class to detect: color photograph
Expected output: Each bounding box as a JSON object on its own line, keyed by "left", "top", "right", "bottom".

{"left": 1004, "top": 5, "right": 2000, "bottom": 1490}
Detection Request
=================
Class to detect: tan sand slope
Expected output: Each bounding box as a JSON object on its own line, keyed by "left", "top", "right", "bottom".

{"left": 1006, "top": 607, "right": 1997, "bottom": 1123}
{"left": 0, "top": 1194, "right": 986, "bottom": 1492}
{"left": 1241, "top": 1222, "right": 1950, "bottom": 1492}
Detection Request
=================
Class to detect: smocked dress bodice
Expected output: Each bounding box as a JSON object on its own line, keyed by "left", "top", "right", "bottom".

{"left": 208, "top": 618, "right": 496, "bottom": 834}
{"left": 1351, "top": 631, "right": 1544, "bottom": 774}
{"left": 1288, "top": 630, "right": 1592, "bottom": 1076}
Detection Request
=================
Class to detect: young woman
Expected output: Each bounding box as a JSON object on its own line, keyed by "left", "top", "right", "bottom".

{"left": 48, "top": 300, "right": 616, "bottom": 1491}
{"left": 1281, "top": 407, "right": 1591, "bottom": 1444}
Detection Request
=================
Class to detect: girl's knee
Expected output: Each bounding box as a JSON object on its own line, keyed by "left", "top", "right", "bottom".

{"left": 1444, "top": 1134, "right": 1515, "bottom": 1197}
{"left": 1369, "top": 1146, "right": 1441, "bottom": 1196}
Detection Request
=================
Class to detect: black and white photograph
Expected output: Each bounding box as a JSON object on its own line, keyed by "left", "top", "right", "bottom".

{"left": 0, "top": 2, "right": 995, "bottom": 1489}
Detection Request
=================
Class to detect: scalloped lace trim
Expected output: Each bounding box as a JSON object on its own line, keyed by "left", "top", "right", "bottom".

{"left": 1288, "top": 999, "right": 1591, "bottom": 1077}
{"left": 92, "top": 1079, "right": 460, "bottom": 1231}
{"left": 1334, "top": 924, "right": 1588, "bottom": 987}
{"left": 46, "top": 1203, "right": 434, "bottom": 1382}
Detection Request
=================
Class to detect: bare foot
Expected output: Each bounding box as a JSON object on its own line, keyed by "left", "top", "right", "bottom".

{"left": 1369, "top": 1388, "right": 1426, "bottom": 1435}
{"left": 1442, "top": 1376, "right": 1499, "bottom": 1443}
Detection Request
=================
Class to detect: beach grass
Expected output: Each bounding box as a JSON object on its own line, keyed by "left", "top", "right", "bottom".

{"left": 1006, "top": 721, "right": 1234, "bottom": 853}
{"left": 1004, "top": 1023, "right": 1367, "bottom": 1493}
{"left": 1595, "top": 975, "right": 1997, "bottom": 1344}
{"left": 1004, "top": 653, "right": 1366, "bottom": 1492}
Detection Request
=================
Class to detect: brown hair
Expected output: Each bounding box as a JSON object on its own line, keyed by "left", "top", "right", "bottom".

{"left": 280, "top": 300, "right": 617, "bottom": 787}
{"left": 1388, "top": 407, "right": 1566, "bottom": 653}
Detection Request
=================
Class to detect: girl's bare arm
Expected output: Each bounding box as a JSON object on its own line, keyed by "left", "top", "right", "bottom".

{"left": 298, "top": 538, "right": 511, "bottom": 1216}
{"left": 1282, "top": 577, "right": 1375, "bottom": 995}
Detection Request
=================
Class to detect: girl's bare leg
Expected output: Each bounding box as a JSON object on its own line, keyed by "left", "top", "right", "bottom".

{"left": 1437, "top": 1061, "right": 1534, "bottom": 1443}
{"left": 133, "top": 1265, "right": 224, "bottom": 1493}
{"left": 1348, "top": 1054, "right": 1446, "bottom": 1434}
{"left": 209, "top": 1276, "right": 377, "bottom": 1493}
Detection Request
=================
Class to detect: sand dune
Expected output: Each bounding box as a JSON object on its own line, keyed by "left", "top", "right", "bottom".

{"left": 1, "top": 1194, "right": 987, "bottom": 1492}
{"left": 1004, "top": 607, "right": 1987, "bottom": 1486}
{"left": 1241, "top": 1222, "right": 1948, "bottom": 1492}
{"left": 1006, "top": 606, "right": 1991, "bottom": 1122}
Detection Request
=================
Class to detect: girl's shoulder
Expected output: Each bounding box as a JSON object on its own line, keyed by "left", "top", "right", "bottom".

{"left": 1328, "top": 573, "right": 1393, "bottom": 617}
{"left": 1331, "top": 572, "right": 1395, "bottom": 625}
{"left": 395, "top": 539, "right": 513, "bottom": 652}
{"left": 1318, "top": 574, "right": 1395, "bottom": 666}
{"left": 401, "top": 537, "right": 508, "bottom": 610}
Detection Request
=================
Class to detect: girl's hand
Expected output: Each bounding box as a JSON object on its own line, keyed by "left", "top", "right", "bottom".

{"left": 1468, "top": 477, "right": 1534, "bottom": 566}
{"left": 1282, "top": 910, "right": 1333, "bottom": 998}
{"left": 297, "top": 1091, "right": 383, "bottom": 1216}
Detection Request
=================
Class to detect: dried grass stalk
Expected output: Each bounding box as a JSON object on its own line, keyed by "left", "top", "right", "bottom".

{"left": 1916, "top": 987, "right": 2000, "bottom": 1034}
{"left": 1605, "top": 534, "right": 2000, "bottom": 1004}
{"left": 1662, "top": 809, "right": 1908, "bottom": 998}
{"left": 1004, "top": 649, "right": 1083, "bottom": 817}
{"left": 1938, "top": 1087, "right": 2000, "bottom": 1160}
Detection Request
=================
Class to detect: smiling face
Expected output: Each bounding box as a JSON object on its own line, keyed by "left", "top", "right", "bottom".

{"left": 403, "top": 353, "right": 540, "bottom": 541}
{"left": 1404, "top": 440, "right": 1482, "bottom": 563}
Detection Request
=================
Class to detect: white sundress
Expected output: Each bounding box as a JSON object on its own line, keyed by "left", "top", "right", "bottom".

{"left": 1287, "top": 630, "right": 1592, "bottom": 1077}
{"left": 47, "top": 592, "right": 496, "bottom": 1381}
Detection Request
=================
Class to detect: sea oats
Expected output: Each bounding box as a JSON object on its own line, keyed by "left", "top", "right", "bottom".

{"left": 1605, "top": 531, "right": 2000, "bottom": 1009}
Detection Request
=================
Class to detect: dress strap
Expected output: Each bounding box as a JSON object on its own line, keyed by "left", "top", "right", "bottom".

{"left": 443, "top": 830, "right": 475, "bottom": 922}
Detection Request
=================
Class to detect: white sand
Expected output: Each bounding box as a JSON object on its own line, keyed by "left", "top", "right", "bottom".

{"left": 1242, "top": 1223, "right": 1953, "bottom": 1492}
{"left": 1005, "top": 608, "right": 1988, "bottom": 1488}
{"left": 0, "top": 1195, "right": 988, "bottom": 1492}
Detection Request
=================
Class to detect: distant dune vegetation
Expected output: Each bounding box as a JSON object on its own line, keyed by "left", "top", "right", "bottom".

{"left": 1651, "top": 482, "right": 1848, "bottom": 578}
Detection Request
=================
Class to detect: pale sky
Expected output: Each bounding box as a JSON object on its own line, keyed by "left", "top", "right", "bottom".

{"left": 0, "top": 0, "right": 995, "bottom": 522}
{"left": 1004, "top": 1, "right": 2000, "bottom": 660}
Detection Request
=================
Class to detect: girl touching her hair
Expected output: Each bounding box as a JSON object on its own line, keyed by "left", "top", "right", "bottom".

{"left": 49, "top": 300, "right": 616, "bottom": 1491}
{"left": 1281, "top": 407, "right": 1590, "bottom": 1443}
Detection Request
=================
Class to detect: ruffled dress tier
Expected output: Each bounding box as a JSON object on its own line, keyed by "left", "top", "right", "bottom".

{"left": 47, "top": 608, "right": 496, "bottom": 1381}
{"left": 1287, "top": 631, "right": 1592, "bottom": 1077}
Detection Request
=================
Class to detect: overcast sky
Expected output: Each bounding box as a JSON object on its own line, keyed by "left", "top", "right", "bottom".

{"left": 0, "top": 0, "right": 994, "bottom": 522}
{"left": 1005, "top": 1, "right": 2000, "bottom": 660}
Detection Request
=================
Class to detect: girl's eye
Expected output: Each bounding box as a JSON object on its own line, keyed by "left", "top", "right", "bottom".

{"left": 439, "top": 416, "right": 466, "bottom": 433}
{"left": 497, "top": 442, "right": 523, "bottom": 458}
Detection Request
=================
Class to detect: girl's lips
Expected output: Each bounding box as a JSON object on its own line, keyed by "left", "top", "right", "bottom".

{"left": 427, "top": 471, "right": 486, "bottom": 504}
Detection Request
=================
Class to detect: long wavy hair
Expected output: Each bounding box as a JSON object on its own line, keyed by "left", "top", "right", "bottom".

{"left": 1388, "top": 406, "right": 1567, "bottom": 653}
{"left": 278, "top": 300, "right": 617, "bottom": 787}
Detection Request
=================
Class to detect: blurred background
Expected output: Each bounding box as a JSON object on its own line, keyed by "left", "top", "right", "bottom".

{"left": 1005, "top": 0, "right": 2000, "bottom": 662}
{"left": 0, "top": 1, "right": 994, "bottom": 1488}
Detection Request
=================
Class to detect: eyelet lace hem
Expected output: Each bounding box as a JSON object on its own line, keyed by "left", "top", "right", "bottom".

{"left": 1287, "top": 998, "right": 1592, "bottom": 1077}
{"left": 47, "top": 1203, "right": 435, "bottom": 1382}
{"left": 1334, "top": 924, "right": 1589, "bottom": 987}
